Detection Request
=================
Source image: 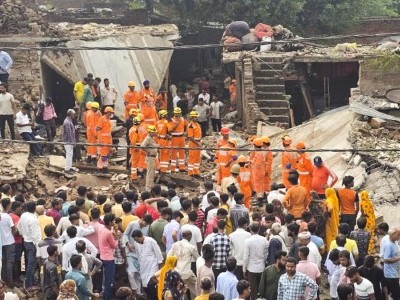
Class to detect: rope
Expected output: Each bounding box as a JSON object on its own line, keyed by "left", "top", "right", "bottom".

{"left": 1, "top": 32, "right": 400, "bottom": 51}
{"left": 1, "top": 138, "right": 399, "bottom": 153}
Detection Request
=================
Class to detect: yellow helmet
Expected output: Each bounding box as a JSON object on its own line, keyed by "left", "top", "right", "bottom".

{"left": 91, "top": 102, "right": 100, "bottom": 109}
{"left": 158, "top": 110, "right": 168, "bottom": 117}
{"left": 253, "top": 138, "right": 263, "bottom": 147}
{"left": 228, "top": 139, "right": 237, "bottom": 148}
{"left": 147, "top": 125, "right": 157, "bottom": 133}
{"left": 128, "top": 81, "right": 136, "bottom": 87}
{"left": 173, "top": 107, "right": 182, "bottom": 114}
{"left": 281, "top": 135, "right": 292, "bottom": 145}
{"left": 86, "top": 102, "right": 93, "bottom": 109}
{"left": 230, "top": 164, "right": 240, "bottom": 174}
{"left": 133, "top": 116, "right": 141, "bottom": 125}
{"left": 189, "top": 111, "right": 199, "bottom": 117}
{"left": 104, "top": 106, "right": 114, "bottom": 113}
{"left": 129, "top": 108, "right": 139, "bottom": 116}
{"left": 137, "top": 113, "right": 144, "bottom": 121}
{"left": 237, "top": 155, "right": 247, "bottom": 163}
{"left": 261, "top": 136, "right": 270, "bottom": 144}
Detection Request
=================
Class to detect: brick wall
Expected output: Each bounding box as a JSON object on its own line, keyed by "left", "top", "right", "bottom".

{"left": 359, "top": 56, "right": 400, "bottom": 96}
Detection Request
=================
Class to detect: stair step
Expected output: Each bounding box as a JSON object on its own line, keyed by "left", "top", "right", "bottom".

{"left": 254, "top": 69, "right": 283, "bottom": 77}
{"left": 255, "top": 84, "right": 285, "bottom": 92}
{"left": 256, "top": 91, "right": 287, "bottom": 100}
{"left": 260, "top": 107, "right": 290, "bottom": 115}
{"left": 257, "top": 99, "right": 289, "bottom": 108}
{"left": 254, "top": 77, "right": 284, "bottom": 85}
{"left": 257, "top": 61, "right": 285, "bottom": 67}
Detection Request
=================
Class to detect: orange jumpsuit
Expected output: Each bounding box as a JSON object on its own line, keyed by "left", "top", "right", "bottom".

{"left": 187, "top": 121, "right": 202, "bottom": 176}
{"left": 124, "top": 90, "right": 140, "bottom": 119}
{"left": 282, "top": 146, "right": 298, "bottom": 189}
{"left": 264, "top": 150, "right": 273, "bottom": 192}
{"left": 85, "top": 110, "right": 101, "bottom": 158}
{"left": 96, "top": 115, "right": 112, "bottom": 169}
{"left": 239, "top": 165, "right": 252, "bottom": 208}
{"left": 139, "top": 88, "right": 155, "bottom": 105}
{"left": 296, "top": 153, "right": 313, "bottom": 194}
{"left": 168, "top": 117, "right": 187, "bottom": 172}
{"left": 251, "top": 150, "right": 267, "bottom": 196}
{"left": 215, "top": 139, "right": 237, "bottom": 184}
{"left": 129, "top": 125, "right": 139, "bottom": 180}
{"left": 137, "top": 123, "right": 148, "bottom": 172}
{"left": 156, "top": 93, "right": 168, "bottom": 110}
{"left": 141, "top": 105, "right": 158, "bottom": 125}
{"left": 156, "top": 118, "right": 170, "bottom": 173}
{"left": 229, "top": 84, "right": 237, "bottom": 110}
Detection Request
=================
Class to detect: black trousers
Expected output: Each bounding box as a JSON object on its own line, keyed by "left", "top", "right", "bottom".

{"left": 211, "top": 118, "right": 222, "bottom": 132}
{"left": 0, "top": 114, "right": 15, "bottom": 140}
{"left": 247, "top": 271, "right": 262, "bottom": 300}
{"left": 234, "top": 265, "right": 244, "bottom": 280}
{"left": 340, "top": 214, "right": 357, "bottom": 232}
{"left": 387, "top": 278, "right": 400, "bottom": 300}
{"left": 199, "top": 121, "right": 208, "bottom": 137}
{"left": 0, "top": 73, "right": 9, "bottom": 84}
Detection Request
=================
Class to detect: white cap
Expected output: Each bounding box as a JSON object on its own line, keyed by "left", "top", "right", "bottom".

{"left": 298, "top": 231, "right": 311, "bottom": 239}
{"left": 67, "top": 109, "right": 76, "bottom": 114}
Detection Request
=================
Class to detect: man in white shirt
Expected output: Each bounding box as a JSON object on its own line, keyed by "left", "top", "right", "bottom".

{"left": 59, "top": 214, "right": 94, "bottom": 242}
{"left": 298, "top": 231, "right": 322, "bottom": 268}
{"left": 168, "top": 230, "right": 200, "bottom": 299}
{"left": 61, "top": 226, "right": 98, "bottom": 273}
{"left": 101, "top": 78, "right": 118, "bottom": 110}
{"left": 18, "top": 201, "right": 42, "bottom": 290}
{"left": 181, "top": 211, "right": 203, "bottom": 254}
{"left": 243, "top": 222, "right": 269, "bottom": 300}
{"left": 15, "top": 103, "right": 43, "bottom": 156}
{"left": 229, "top": 217, "right": 251, "bottom": 280}
{"left": 346, "top": 266, "right": 375, "bottom": 300}
{"left": 0, "top": 199, "right": 15, "bottom": 286}
{"left": 209, "top": 95, "right": 224, "bottom": 133}
{"left": 202, "top": 181, "right": 220, "bottom": 210}
{"left": 198, "top": 90, "right": 210, "bottom": 105}
{"left": 173, "top": 92, "right": 181, "bottom": 108}
{"left": 193, "top": 98, "right": 210, "bottom": 137}
{"left": 0, "top": 51, "right": 13, "bottom": 84}
{"left": 0, "top": 82, "right": 16, "bottom": 139}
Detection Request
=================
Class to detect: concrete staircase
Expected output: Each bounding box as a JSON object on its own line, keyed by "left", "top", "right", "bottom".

{"left": 253, "top": 60, "right": 291, "bottom": 128}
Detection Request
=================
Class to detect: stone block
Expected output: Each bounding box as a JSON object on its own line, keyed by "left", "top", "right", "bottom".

{"left": 369, "top": 118, "right": 387, "bottom": 129}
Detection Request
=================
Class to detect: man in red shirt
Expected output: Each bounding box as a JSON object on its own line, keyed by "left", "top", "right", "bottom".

{"left": 205, "top": 208, "right": 228, "bottom": 237}
{"left": 9, "top": 201, "right": 23, "bottom": 285}
{"left": 311, "top": 156, "right": 338, "bottom": 199}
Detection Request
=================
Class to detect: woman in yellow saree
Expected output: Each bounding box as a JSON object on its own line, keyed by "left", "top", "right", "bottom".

{"left": 325, "top": 188, "right": 340, "bottom": 250}
{"left": 360, "top": 191, "right": 376, "bottom": 254}
{"left": 157, "top": 256, "right": 178, "bottom": 300}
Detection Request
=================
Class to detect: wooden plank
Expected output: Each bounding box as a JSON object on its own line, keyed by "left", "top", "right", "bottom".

{"left": 300, "top": 84, "right": 314, "bottom": 118}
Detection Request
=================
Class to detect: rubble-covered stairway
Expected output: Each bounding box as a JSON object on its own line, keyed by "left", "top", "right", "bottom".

{"left": 253, "top": 58, "right": 291, "bottom": 128}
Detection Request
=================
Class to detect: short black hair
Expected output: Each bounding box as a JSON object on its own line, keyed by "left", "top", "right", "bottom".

{"left": 1, "top": 198, "right": 11, "bottom": 210}
{"left": 209, "top": 292, "right": 224, "bottom": 300}
{"left": 77, "top": 186, "right": 87, "bottom": 196}
{"left": 287, "top": 223, "right": 300, "bottom": 235}
{"left": 284, "top": 214, "right": 294, "bottom": 224}
{"left": 226, "top": 256, "right": 237, "bottom": 272}
{"left": 299, "top": 246, "right": 310, "bottom": 258}
{"left": 157, "top": 200, "right": 168, "bottom": 211}
{"left": 91, "top": 207, "right": 100, "bottom": 219}
{"left": 56, "top": 191, "right": 67, "bottom": 201}
{"left": 364, "top": 255, "right": 375, "bottom": 268}
{"left": 44, "top": 224, "right": 56, "bottom": 237}
{"left": 286, "top": 256, "right": 297, "bottom": 265}
{"left": 66, "top": 225, "right": 78, "bottom": 238}
{"left": 328, "top": 249, "right": 340, "bottom": 261}
{"left": 265, "top": 203, "right": 274, "bottom": 214}
{"left": 337, "top": 284, "right": 354, "bottom": 300}
{"left": 172, "top": 211, "right": 184, "bottom": 220}
{"left": 181, "top": 199, "right": 192, "bottom": 211}
{"left": 226, "top": 184, "right": 238, "bottom": 195}
{"left": 188, "top": 210, "right": 197, "bottom": 222}
{"left": 210, "top": 196, "right": 220, "bottom": 207}
{"left": 378, "top": 222, "right": 389, "bottom": 232}
{"left": 132, "top": 229, "right": 143, "bottom": 238}
{"left": 339, "top": 250, "right": 350, "bottom": 259}
{"left": 26, "top": 201, "right": 37, "bottom": 213}
{"left": 216, "top": 208, "right": 228, "bottom": 216}
{"left": 51, "top": 198, "right": 60, "bottom": 208}
{"left": 75, "top": 240, "right": 86, "bottom": 253}
{"left": 161, "top": 207, "right": 172, "bottom": 217}
{"left": 204, "top": 181, "right": 213, "bottom": 191}
{"left": 143, "top": 214, "right": 154, "bottom": 225}
{"left": 70, "top": 254, "right": 82, "bottom": 268}
{"left": 47, "top": 245, "right": 58, "bottom": 256}
{"left": 114, "top": 192, "right": 124, "bottom": 204}
{"left": 141, "top": 191, "right": 151, "bottom": 201}
{"left": 217, "top": 219, "right": 226, "bottom": 230}
{"left": 307, "top": 222, "right": 317, "bottom": 234}
{"left": 122, "top": 201, "right": 132, "bottom": 213}
{"left": 238, "top": 216, "right": 248, "bottom": 227}
{"left": 200, "top": 277, "right": 212, "bottom": 291}
{"left": 68, "top": 205, "right": 80, "bottom": 216}
{"left": 338, "top": 223, "right": 350, "bottom": 235}
{"left": 11, "top": 201, "right": 21, "bottom": 211}
{"left": 336, "top": 234, "right": 347, "bottom": 247}
{"left": 250, "top": 222, "right": 260, "bottom": 233}
{"left": 192, "top": 197, "right": 200, "bottom": 207}
{"left": 345, "top": 266, "right": 358, "bottom": 277}
{"left": 103, "top": 203, "right": 112, "bottom": 214}
{"left": 220, "top": 193, "right": 229, "bottom": 203}
{"left": 97, "top": 194, "right": 107, "bottom": 205}
{"left": 288, "top": 174, "right": 299, "bottom": 185}
{"left": 75, "top": 198, "right": 85, "bottom": 207}
{"left": 275, "top": 251, "right": 287, "bottom": 262}
{"left": 125, "top": 190, "right": 138, "bottom": 202}
{"left": 236, "top": 280, "right": 251, "bottom": 294}
{"left": 233, "top": 192, "right": 244, "bottom": 204}
{"left": 151, "top": 184, "right": 162, "bottom": 196}
{"left": 264, "top": 214, "right": 275, "bottom": 222}
{"left": 69, "top": 213, "right": 80, "bottom": 223}
{"left": 357, "top": 217, "right": 367, "bottom": 230}
{"left": 0, "top": 184, "right": 11, "bottom": 194}
{"left": 301, "top": 211, "right": 313, "bottom": 222}
{"left": 103, "top": 213, "right": 115, "bottom": 226}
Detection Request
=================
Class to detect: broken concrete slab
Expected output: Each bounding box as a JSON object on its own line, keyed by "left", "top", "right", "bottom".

{"left": 350, "top": 102, "right": 400, "bottom": 123}
{"left": 75, "top": 174, "right": 111, "bottom": 187}
{"left": 74, "top": 162, "right": 126, "bottom": 173}
{"left": 49, "top": 155, "right": 66, "bottom": 170}
{"left": 257, "top": 121, "right": 285, "bottom": 138}
{"left": 159, "top": 173, "right": 200, "bottom": 189}
{"left": 369, "top": 117, "right": 387, "bottom": 129}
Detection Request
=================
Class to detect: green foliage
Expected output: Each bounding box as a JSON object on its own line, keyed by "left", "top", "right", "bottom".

{"left": 158, "top": 0, "right": 398, "bottom": 35}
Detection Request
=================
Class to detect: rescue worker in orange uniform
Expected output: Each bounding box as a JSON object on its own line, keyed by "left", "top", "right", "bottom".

{"left": 124, "top": 81, "right": 140, "bottom": 119}
{"left": 156, "top": 110, "right": 170, "bottom": 173}
{"left": 141, "top": 97, "right": 158, "bottom": 125}
{"left": 156, "top": 88, "right": 168, "bottom": 111}
{"left": 262, "top": 136, "right": 273, "bottom": 192}
{"left": 96, "top": 106, "right": 113, "bottom": 173}
{"left": 137, "top": 114, "right": 149, "bottom": 176}
{"left": 215, "top": 127, "right": 238, "bottom": 185}
{"left": 129, "top": 116, "right": 141, "bottom": 180}
{"left": 125, "top": 108, "right": 140, "bottom": 170}
{"left": 281, "top": 135, "right": 298, "bottom": 189}
{"left": 295, "top": 142, "right": 313, "bottom": 194}
{"left": 187, "top": 111, "right": 202, "bottom": 177}
{"left": 251, "top": 138, "right": 267, "bottom": 199}
{"left": 85, "top": 101, "right": 101, "bottom": 163}
{"left": 229, "top": 79, "right": 237, "bottom": 111}
{"left": 237, "top": 155, "right": 252, "bottom": 209}
{"left": 139, "top": 80, "right": 155, "bottom": 106}
{"left": 168, "top": 107, "right": 187, "bottom": 172}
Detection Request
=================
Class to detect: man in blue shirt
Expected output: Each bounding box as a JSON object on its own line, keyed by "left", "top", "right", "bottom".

{"left": 216, "top": 256, "right": 239, "bottom": 299}
{"left": 65, "top": 254, "right": 99, "bottom": 300}
{"left": 383, "top": 229, "right": 400, "bottom": 300}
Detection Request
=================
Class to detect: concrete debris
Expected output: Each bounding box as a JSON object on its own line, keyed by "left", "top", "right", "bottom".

{"left": 350, "top": 102, "right": 400, "bottom": 123}
{"left": 257, "top": 121, "right": 284, "bottom": 138}
{"left": 369, "top": 117, "right": 387, "bottom": 129}
{"left": 223, "top": 111, "right": 239, "bottom": 122}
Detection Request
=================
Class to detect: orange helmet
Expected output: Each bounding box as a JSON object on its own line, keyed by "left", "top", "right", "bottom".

{"left": 296, "top": 142, "right": 306, "bottom": 150}
{"left": 261, "top": 136, "right": 270, "bottom": 144}
{"left": 220, "top": 127, "right": 230, "bottom": 135}
{"left": 253, "top": 138, "right": 263, "bottom": 147}
{"left": 281, "top": 135, "right": 292, "bottom": 145}
{"left": 104, "top": 107, "right": 114, "bottom": 113}
{"left": 237, "top": 155, "right": 247, "bottom": 163}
